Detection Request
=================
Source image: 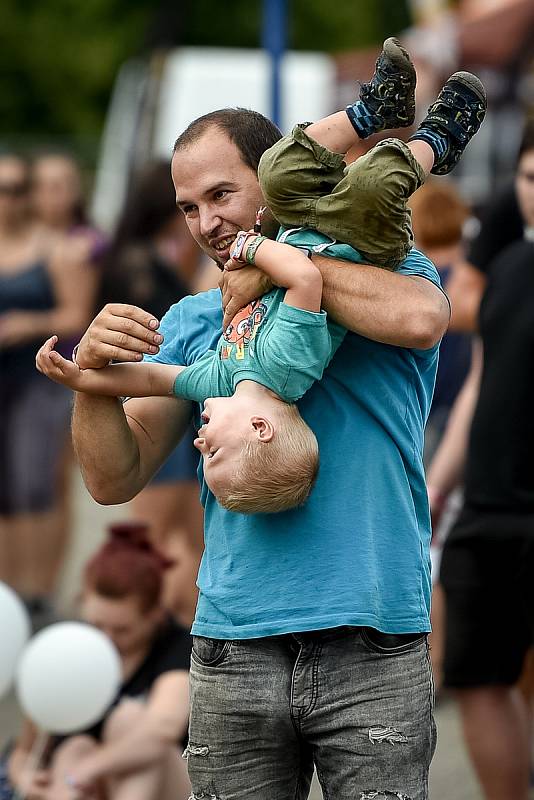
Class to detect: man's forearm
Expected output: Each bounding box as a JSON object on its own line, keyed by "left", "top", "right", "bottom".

{"left": 72, "top": 392, "right": 193, "bottom": 505}
{"left": 72, "top": 393, "right": 144, "bottom": 505}
{"left": 313, "top": 255, "right": 450, "bottom": 348}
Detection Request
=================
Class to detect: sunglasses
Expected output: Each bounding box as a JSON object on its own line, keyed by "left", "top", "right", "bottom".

{"left": 0, "top": 182, "right": 29, "bottom": 197}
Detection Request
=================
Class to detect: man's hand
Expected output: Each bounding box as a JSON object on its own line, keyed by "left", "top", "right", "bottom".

{"left": 75, "top": 304, "right": 164, "bottom": 370}
{"left": 220, "top": 266, "right": 273, "bottom": 330}
{"left": 36, "top": 336, "right": 84, "bottom": 389}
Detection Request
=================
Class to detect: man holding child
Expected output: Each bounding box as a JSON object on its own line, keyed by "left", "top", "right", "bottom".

{"left": 67, "top": 42, "right": 457, "bottom": 799}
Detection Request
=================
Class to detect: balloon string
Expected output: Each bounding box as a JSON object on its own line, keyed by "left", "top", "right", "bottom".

{"left": 18, "top": 730, "right": 49, "bottom": 800}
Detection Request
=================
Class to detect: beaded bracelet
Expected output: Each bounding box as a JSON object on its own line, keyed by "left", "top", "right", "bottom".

{"left": 245, "top": 235, "right": 267, "bottom": 265}
{"left": 229, "top": 231, "right": 250, "bottom": 262}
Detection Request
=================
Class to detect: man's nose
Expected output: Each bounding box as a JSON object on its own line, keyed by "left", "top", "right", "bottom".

{"left": 199, "top": 206, "right": 222, "bottom": 238}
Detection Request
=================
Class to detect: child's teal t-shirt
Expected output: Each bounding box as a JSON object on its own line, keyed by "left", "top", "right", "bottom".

{"left": 174, "top": 293, "right": 333, "bottom": 403}
{"left": 173, "top": 227, "right": 360, "bottom": 404}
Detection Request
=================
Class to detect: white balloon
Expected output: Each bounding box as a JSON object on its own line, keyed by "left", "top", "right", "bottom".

{"left": 0, "top": 582, "right": 31, "bottom": 699}
{"left": 16, "top": 622, "right": 121, "bottom": 733}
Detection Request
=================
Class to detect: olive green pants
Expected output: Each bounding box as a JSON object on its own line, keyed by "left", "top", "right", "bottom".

{"left": 258, "top": 124, "right": 425, "bottom": 270}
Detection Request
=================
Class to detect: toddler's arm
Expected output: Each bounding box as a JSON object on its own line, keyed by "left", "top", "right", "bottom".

{"left": 36, "top": 336, "right": 184, "bottom": 397}
{"left": 228, "top": 233, "right": 322, "bottom": 312}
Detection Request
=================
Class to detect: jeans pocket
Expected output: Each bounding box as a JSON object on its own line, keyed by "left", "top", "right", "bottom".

{"left": 360, "top": 627, "right": 426, "bottom": 655}
{"left": 192, "top": 636, "right": 233, "bottom": 667}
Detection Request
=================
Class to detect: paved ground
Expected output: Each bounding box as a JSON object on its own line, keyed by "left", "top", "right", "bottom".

{"left": 1, "top": 471, "right": 485, "bottom": 798}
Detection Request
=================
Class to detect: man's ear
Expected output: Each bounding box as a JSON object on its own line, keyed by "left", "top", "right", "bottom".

{"left": 250, "top": 415, "right": 275, "bottom": 442}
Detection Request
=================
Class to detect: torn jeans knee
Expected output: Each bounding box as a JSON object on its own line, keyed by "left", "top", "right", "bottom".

{"left": 183, "top": 743, "right": 210, "bottom": 759}
{"left": 368, "top": 726, "right": 409, "bottom": 745}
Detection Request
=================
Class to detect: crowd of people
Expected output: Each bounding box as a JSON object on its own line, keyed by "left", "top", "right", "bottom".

{"left": 0, "top": 154, "right": 213, "bottom": 632}
{"left": 1, "top": 32, "right": 533, "bottom": 800}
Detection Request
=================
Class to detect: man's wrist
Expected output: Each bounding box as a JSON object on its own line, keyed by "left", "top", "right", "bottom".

{"left": 72, "top": 342, "right": 110, "bottom": 370}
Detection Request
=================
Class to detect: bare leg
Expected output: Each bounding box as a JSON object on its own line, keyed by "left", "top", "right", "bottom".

{"left": 106, "top": 748, "right": 191, "bottom": 800}
{"left": 306, "top": 111, "right": 359, "bottom": 156}
{"left": 103, "top": 701, "right": 191, "bottom": 800}
{"left": 48, "top": 735, "right": 104, "bottom": 799}
{"left": 407, "top": 139, "right": 435, "bottom": 176}
{"left": 455, "top": 686, "right": 531, "bottom": 800}
{"left": 307, "top": 111, "right": 435, "bottom": 178}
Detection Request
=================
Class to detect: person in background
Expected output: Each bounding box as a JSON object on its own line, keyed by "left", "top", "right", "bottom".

{"left": 0, "top": 152, "right": 100, "bottom": 629}
{"left": 7, "top": 521, "right": 191, "bottom": 800}
{"left": 443, "top": 155, "right": 525, "bottom": 334}
{"left": 409, "top": 179, "right": 474, "bottom": 691}
{"left": 161, "top": 533, "right": 200, "bottom": 629}
{"left": 99, "top": 161, "right": 207, "bottom": 553}
{"left": 426, "top": 127, "right": 534, "bottom": 800}
{"left": 409, "top": 180, "right": 473, "bottom": 464}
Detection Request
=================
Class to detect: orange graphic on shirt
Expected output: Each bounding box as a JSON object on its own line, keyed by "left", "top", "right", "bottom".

{"left": 221, "top": 300, "right": 267, "bottom": 360}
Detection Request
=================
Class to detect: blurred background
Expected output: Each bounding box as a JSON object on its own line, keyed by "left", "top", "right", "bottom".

{"left": 1, "top": 1, "right": 534, "bottom": 798}
{"left": 3, "top": 0, "right": 534, "bottom": 226}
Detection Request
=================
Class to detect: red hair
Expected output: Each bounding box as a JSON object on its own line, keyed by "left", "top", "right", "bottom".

{"left": 83, "top": 522, "right": 172, "bottom": 612}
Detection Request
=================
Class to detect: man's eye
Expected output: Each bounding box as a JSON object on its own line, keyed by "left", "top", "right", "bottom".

{"left": 214, "top": 190, "right": 228, "bottom": 200}
{"left": 182, "top": 205, "right": 197, "bottom": 215}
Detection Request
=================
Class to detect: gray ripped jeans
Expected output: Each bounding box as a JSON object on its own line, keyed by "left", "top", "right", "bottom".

{"left": 185, "top": 627, "right": 436, "bottom": 800}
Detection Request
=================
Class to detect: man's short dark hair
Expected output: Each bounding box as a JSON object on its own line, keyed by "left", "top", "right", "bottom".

{"left": 173, "top": 108, "right": 282, "bottom": 173}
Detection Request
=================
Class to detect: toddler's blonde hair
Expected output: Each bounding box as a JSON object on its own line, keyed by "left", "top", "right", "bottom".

{"left": 218, "top": 404, "right": 319, "bottom": 514}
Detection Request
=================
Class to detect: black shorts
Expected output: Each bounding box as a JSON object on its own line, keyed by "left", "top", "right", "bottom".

{"left": 440, "top": 506, "right": 534, "bottom": 688}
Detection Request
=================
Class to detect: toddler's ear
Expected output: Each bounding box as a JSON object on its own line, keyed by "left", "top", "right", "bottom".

{"left": 250, "top": 416, "right": 274, "bottom": 442}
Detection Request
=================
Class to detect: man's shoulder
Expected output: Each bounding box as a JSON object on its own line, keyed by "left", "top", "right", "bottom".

{"left": 397, "top": 248, "right": 441, "bottom": 286}
{"left": 149, "top": 289, "right": 222, "bottom": 367}
{"left": 164, "top": 288, "right": 222, "bottom": 321}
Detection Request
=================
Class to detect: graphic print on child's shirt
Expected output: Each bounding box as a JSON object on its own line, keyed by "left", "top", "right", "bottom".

{"left": 221, "top": 299, "right": 268, "bottom": 361}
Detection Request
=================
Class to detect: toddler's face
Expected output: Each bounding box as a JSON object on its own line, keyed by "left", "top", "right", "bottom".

{"left": 194, "top": 394, "right": 255, "bottom": 497}
{"left": 194, "top": 391, "right": 279, "bottom": 499}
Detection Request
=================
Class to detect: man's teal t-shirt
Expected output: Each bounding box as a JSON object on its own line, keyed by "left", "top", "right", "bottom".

{"left": 147, "top": 247, "right": 442, "bottom": 638}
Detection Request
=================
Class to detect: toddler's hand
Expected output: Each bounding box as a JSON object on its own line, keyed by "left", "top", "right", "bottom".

{"left": 226, "top": 231, "right": 258, "bottom": 270}
{"left": 36, "top": 336, "right": 83, "bottom": 389}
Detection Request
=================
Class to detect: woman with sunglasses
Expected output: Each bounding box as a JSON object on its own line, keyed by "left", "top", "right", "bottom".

{"left": 0, "top": 152, "right": 101, "bottom": 628}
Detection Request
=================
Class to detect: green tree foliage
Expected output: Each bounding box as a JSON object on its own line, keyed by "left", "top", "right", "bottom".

{"left": 0, "top": 0, "right": 150, "bottom": 151}
{"left": 180, "top": 0, "right": 409, "bottom": 52}
{"left": 0, "top": 0, "right": 410, "bottom": 156}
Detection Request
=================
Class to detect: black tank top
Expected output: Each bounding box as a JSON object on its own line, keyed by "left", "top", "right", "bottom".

{"left": 0, "top": 261, "right": 53, "bottom": 378}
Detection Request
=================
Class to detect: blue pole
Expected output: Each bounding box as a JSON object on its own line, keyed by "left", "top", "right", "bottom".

{"left": 262, "top": 0, "right": 287, "bottom": 128}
